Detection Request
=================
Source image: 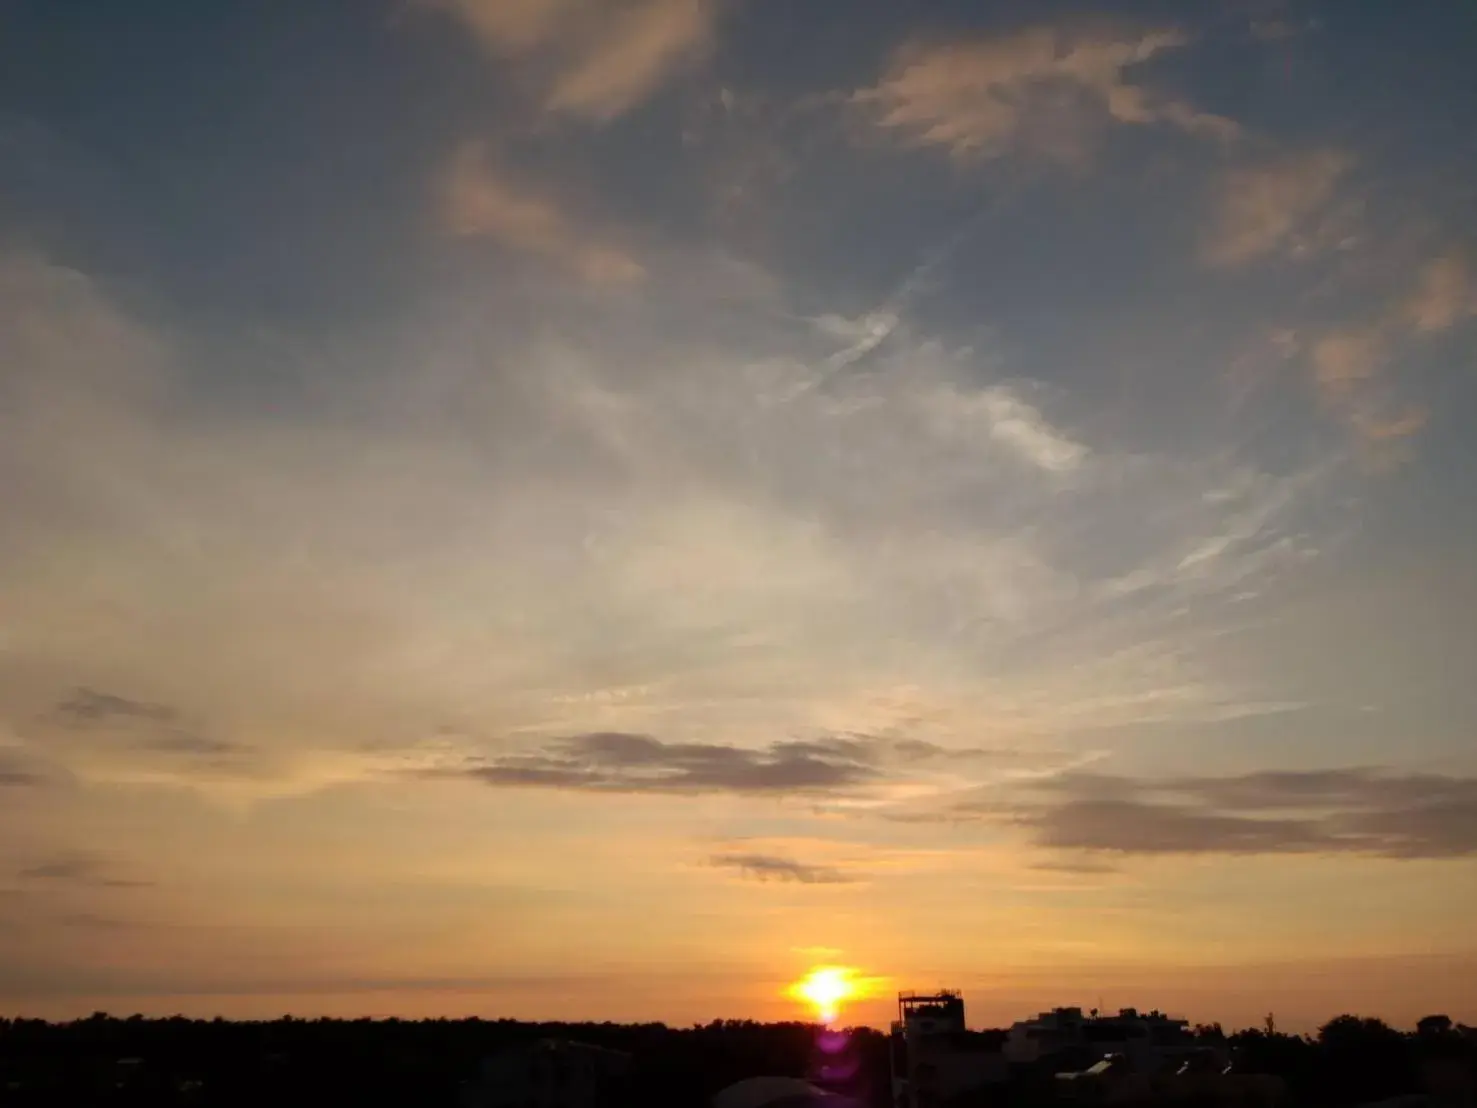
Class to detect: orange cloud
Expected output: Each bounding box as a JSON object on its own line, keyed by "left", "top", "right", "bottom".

{"left": 547, "top": 0, "right": 715, "bottom": 121}
{"left": 432, "top": 0, "right": 717, "bottom": 122}
{"left": 1306, "top": 326, "right": 1424, "bottom": 453}
{"left": 438, "top": 143, "right": 645, "bottom": 282}
{"left": 1349, "top": 406, "right": 1428, "bottom": 446}
{"left": 1202, "top": 150, "right": 1351, "bottom": 266}
{"left": 431, "top": 0, "right": 578, "bottom": 52}
{"left": 855, "top": 25, "right": 1238, "bottom": 164}
{"left": 1404, "top": 253, "right": 1477, "bottom": 333}
{"left": 1302, "top": 249, "right": 1473, "bottom": 451}
{"left": 1311, "top": 327, "right": 1383, "bottom": 399}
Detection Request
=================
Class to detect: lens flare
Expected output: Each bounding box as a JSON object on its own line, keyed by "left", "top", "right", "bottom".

{"left": 788, "top": 965, "right": 864, "bottom": 1025}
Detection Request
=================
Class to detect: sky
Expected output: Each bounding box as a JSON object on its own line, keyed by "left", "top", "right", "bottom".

{"left": 1, "top": 0, "right": 1476, "bottom": 1033}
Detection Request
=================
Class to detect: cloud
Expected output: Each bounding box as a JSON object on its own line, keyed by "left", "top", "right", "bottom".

{"left": 0, "top": 749, "right": 46, "bottom": 787}
{"left": 1028, "top": 857, "right": 1121, "bottom": 875}
{"left": 855, "top": 24, "right": 1238, "bottom": 163}
{"left": 1404, "top": 254, "right": 1477, "bottom": 334}
{"left": 982, "top": 768, "right": 1477, "bottom": 859}
{"left": 438, "top": 143, "right": 645, "bottom": 282}
{"left": 794, "top": 316, "right": 1088, "bottom": 474}
{"left": 53, "top": 687, "right": 177, "bottom": 725}
{"left": 807, "top": 311, "right": 900, "bottom": 378}
{"left": 42, "top": 688, "right": 249, "bottom": 759}
{"left": 429, "top": 0, "right": 579, "bottom": 52}
{"left": 138, "top": 733, "right": 246, "bottom": 756}
{"left": 921, "top": 384, "right": 1088, "bottom": 472}
{"left": 459, "top": 732, "right": 882, "bottom": 795}
{"left": 546, "top": 0, "right": 715, "bottom": 121}
{"left": 0, "top": 248, "right": 1339, "bottom": 807}
{"left": 708, "top": 852, "right": 857, "bottom": 884}
{"left": 453, "top": 733, "right": 1128, "bottom": 826}
{"left": 3, "top": 8, "right": 1471, "bottom": 1004}
{"left": 1309, "top": 327, "right": 1423, "bottom": 446}
{"left": 1030, "top": 796, "right": 1329, "bottom": 854}
{"left": 889, "top": 739, "right": 1029, "bottom": 763}
{"left": 18, "top": 851, "right": 152, "bottom": 888}
{"left": 1311, "top": 328, "right": 1383, "bottom": 397}
{"left": 1299, "top": 250, "right": 1476, "bottom": 448}
{"left": 454, "top": 733, "right": 1051, "bottom": 800}
{"left": 1201, "top": 149, "right": 1352, "bottom": 266}
{"left": 432, "top": 0, "right": 717, "bottom": 122}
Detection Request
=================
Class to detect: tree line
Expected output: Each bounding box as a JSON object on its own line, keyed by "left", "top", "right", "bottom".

{"left": 0, "top": 1011, "right": 1470, "bottom": 1108}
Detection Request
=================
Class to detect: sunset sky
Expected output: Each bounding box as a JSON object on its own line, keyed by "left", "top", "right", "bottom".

{"left": 2, "top": 0, "right": 1476, "bottom": 1032}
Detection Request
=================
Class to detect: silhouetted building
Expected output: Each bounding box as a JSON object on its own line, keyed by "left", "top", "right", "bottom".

{"left": 1056, "top": 1053, "right": 1154, "bottom": 1103}
{"left": 891, "top": 991, "right": 1009, "bottom": 1108}
{"left": 1055, "top": 1049, "right": 1285, "bottom": 1107}
{"left": 1007, "top": 1008, "right": 1193, "bottom": 1071}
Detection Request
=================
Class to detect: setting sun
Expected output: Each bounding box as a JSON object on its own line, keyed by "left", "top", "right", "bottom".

{"left": 787, "top": 966, "right": 871, "bottom": 1025}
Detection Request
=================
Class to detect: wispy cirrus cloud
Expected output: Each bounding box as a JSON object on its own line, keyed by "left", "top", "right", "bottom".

{"left": 855, "top": 24, "right": 1238, "bottom": 164}
{"left": 0, "top": 245, "right": 1340, "bottom": 807}
{"left": 919, "top": 383, "right": 1088, "bottom": 473}
{"left": 430, "top": 0, "right": 718, "bottom": 122}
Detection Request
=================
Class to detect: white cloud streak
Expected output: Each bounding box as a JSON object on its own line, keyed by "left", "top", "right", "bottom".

{"left": 0, "top": 249, "right": 1333, "bottom": 804}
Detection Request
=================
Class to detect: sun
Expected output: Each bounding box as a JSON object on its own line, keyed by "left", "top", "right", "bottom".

{"left": 788, "top": 965, "right": 864, "bottom": 1025}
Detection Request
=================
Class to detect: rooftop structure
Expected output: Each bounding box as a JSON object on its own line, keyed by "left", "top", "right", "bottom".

{"left": 891, "top": 991, "right": 1009, "bottom": 1108}
{"left": 1006, "top": 1008, "right": 1194, "bottom": 1072}
{"left": 896, "top": 991, "right": 967, "bottom": 1036}
{"left": 714, "top": 1076, "right": 839, "bottom": 1108}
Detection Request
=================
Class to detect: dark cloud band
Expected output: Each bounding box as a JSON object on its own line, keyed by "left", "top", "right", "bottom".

{"left": 708, "top": 853, "right": 856, "bottom": 885}
{"left": 975, "top": 768, "right": 1477, "bottom": 860}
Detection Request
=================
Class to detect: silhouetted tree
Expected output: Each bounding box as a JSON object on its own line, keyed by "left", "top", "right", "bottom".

{"left": 1417, "top": 1014, "right": 1454, "bottom": 1037}
{"left": 1, "top": 1010, "right": 1466, "bottom": 1108}
{"left": 1316, "top": 1014, "right": 1414, "bottom": 1106}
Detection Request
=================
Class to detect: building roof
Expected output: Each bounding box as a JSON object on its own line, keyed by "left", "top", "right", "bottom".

{"left": 713, "top": 1076, "right": 832, "bottom": 1108}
